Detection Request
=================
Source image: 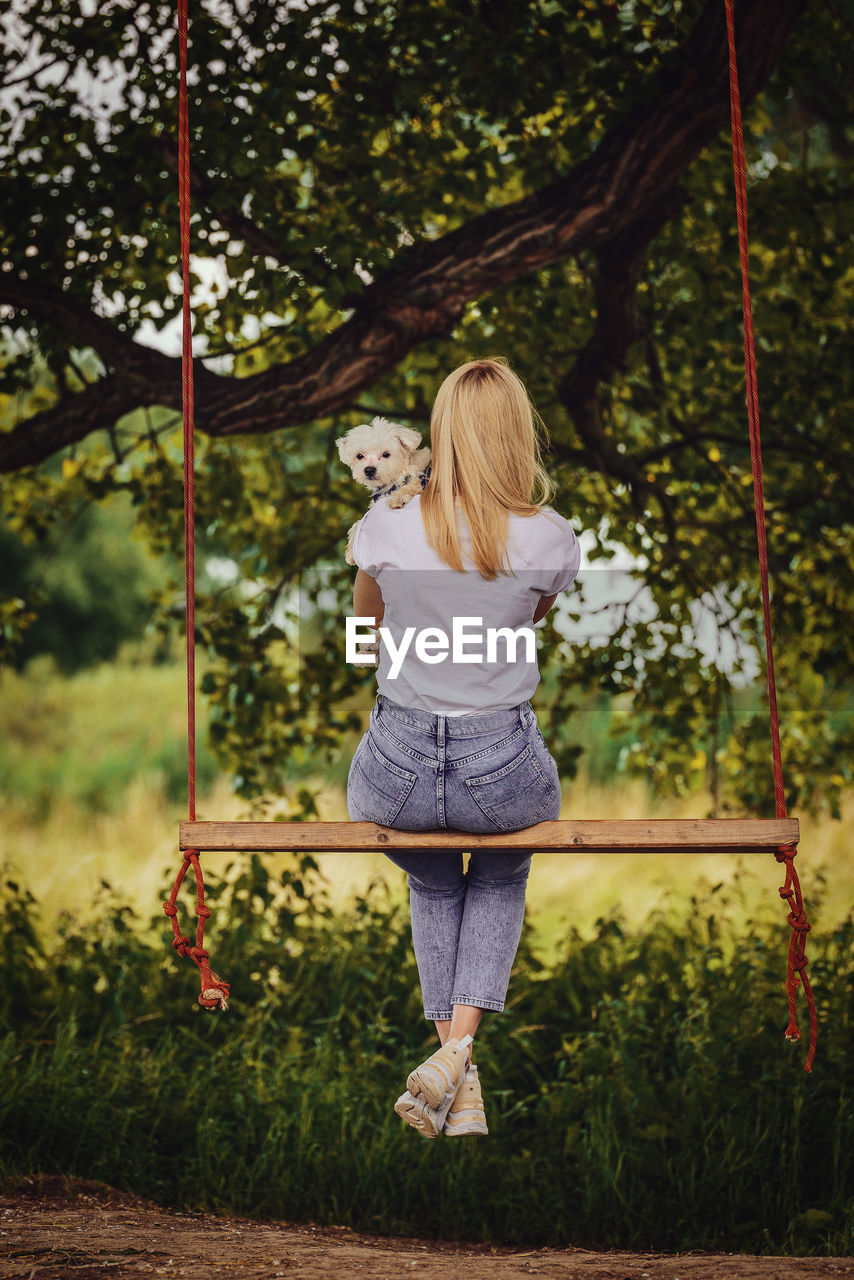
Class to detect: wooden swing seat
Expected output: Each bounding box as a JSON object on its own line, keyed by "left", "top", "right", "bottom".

{"left": 180, "top": 817, "right": 798, "bottom": 855}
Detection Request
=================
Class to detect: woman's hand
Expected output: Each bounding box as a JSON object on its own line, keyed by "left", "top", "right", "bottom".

{"left": 533, "top": 593, "right": 557, "bottom": 624}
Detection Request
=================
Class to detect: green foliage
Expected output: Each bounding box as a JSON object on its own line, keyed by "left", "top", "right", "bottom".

{"left": 0, "top": 864, "right": 850, "bottom": 1253}
{"left": 0, "top": 488, "right": 175, "bottom": 673}
{"left": 1, "top": 0, "right": 853, "bottom": 814}
{"left": 0, "top": 0, "right": 694, "bottom": 346}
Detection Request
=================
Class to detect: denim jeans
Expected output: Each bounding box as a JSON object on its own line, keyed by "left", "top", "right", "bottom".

{"left": 346, "top": 693, "right": 562, "bottom": 1020}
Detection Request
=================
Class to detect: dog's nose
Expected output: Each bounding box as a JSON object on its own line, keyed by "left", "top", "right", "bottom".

{"left": 363, "top": 465, "right": 377, "bottom": 478}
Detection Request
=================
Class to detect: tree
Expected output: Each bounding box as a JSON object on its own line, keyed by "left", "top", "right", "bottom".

{"left": 1, "top": 0, "right": 852, "bottom": 815}
{"left": 0, "top": 491, "right": 170, "bottom": 672}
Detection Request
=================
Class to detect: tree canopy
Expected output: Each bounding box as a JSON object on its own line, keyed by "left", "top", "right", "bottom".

{"left": 1, "top": 0, "right": 852, "bottom": 817}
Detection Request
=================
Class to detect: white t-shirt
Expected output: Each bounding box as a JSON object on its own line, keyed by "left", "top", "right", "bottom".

{"left": 350, "top": 494, "right": 580, "bottom": 716}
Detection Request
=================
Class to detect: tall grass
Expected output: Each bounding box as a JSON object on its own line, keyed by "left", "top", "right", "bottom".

{"left": 0, "top": 651, "right": 220, "bottom": 818}
{"left": 0, "top": 861, "right": 850, "bottom": 1254}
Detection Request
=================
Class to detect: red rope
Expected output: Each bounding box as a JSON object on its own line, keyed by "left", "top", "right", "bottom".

{"left": 724, "top": 0, "right": 815, "bottom": 1071}
{"left": 162, "top": 0, "right": 229, "bottom": 1012}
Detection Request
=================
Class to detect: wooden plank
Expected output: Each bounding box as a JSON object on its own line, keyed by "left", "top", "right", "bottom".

{"left": 180, "top": 818, "right": 799, "bottom": 854}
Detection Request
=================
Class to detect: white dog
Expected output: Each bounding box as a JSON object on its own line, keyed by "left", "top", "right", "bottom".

{"left": 336, "top": 416, "right": 432, "bottom": 566}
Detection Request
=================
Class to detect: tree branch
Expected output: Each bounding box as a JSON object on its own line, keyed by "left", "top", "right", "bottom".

{"left": 0, "top": 0, "right": 805, "bottom": 474}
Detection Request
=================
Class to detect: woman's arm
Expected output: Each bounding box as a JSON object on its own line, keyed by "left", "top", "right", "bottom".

{"left": 533, "top": 593, "right": 557, "bottom": 624}
{"left": 354, "top": 568, "right": 385, "bottom": 627}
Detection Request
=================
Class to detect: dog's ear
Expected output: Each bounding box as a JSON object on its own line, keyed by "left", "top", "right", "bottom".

{"left": 335, "top": 434, "right": 353, "bottom": 463}
{"left": 393, "top": 425, "right": 424, "bottom": 454}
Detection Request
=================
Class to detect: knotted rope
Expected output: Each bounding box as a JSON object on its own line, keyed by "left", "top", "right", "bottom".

{"left": 724, "top": 0, "right": 815, "bottom": 1070}
{"left": 162, "top": 0, "right": 229, "bottom": 1012}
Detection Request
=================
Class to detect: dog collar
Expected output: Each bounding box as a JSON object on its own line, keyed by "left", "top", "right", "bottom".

{"left": 371, "top": 461, "right": 432, "bottom": 504}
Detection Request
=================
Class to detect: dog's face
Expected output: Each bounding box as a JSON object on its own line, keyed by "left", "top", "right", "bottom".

{"left": 336, "top": 417, "right": 424, "bottom": 493}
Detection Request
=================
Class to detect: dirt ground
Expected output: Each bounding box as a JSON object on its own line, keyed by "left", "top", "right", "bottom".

{"left": 1, "top": 1177, "right": 852, "bottom": 1280}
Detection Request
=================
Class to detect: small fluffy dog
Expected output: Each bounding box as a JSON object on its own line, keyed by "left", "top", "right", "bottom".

{"left": 336, "top": 416, "right": 432, "bottom": 565}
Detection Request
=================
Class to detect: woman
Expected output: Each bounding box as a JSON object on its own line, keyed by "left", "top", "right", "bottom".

{"left": 346, "top": 357, "right": 580, "bottom": 1139}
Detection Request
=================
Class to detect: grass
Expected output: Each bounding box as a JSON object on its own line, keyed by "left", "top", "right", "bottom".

{"left": 1, "top": 651, "right": 851, "bottom": 1252}
{"left": 1, "top": 858, "right": 851, "bottom": 1254}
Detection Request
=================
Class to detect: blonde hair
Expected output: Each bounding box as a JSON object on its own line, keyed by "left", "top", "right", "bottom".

{"left": 420, "top": 357, "right": 556, "bottom": 579}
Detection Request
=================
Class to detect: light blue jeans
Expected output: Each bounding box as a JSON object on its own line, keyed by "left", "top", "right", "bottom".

{"left": 346, "top": 694, "right": 562, "bottom": 1020}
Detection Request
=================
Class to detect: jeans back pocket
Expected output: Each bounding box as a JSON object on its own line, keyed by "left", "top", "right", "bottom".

{"left": 348, "top": 734, "right": 418, "bottom": 826}
{"left": 464, "top": 744, "right": 559, "bottom": 832}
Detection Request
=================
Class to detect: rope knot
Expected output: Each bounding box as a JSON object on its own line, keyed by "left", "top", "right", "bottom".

{"left": 199, "top": 977, "right": 230, "bottom": 1011}
{"left": 199, "top": 995, "right": 228, "bottom": 1011}
{"left": 164, "top": 836, "right": 230, "bottom": 1016}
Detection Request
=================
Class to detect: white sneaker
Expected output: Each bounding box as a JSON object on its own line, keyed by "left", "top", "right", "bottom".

{"left": 394, "top": 1034, "right": 473, "bottom": 1139}
{"left": 405, "top": 1034, "right": 472, "bottom": 1109}
{"left": 394, "top": 1088, "right": 447, "bottom": 1139}
{"left": 443, "top": 1064, "right": 488, "bottom": 1137}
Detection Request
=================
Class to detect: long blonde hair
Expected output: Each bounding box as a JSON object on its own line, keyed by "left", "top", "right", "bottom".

{"left": 420, "top": 357, "right": 556, "bottom": 579}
